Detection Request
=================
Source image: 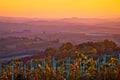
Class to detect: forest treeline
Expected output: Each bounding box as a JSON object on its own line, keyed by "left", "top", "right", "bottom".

{"left": 25, "top": 39, "right": 119, "bottom": 62}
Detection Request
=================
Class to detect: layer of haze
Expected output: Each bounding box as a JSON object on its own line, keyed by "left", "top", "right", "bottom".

{"left": 0, "top": 0, "right": 120, "bottom": 18}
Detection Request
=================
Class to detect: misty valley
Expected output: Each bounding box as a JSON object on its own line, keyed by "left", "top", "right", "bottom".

{"left": 0, "top": 17, "right": 120, "bottom": 61}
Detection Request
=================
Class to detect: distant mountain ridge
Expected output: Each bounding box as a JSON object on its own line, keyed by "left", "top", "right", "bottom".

{"left": 0, "top": 16, "right": 120, "bottom": 34}
{"left": 0, "top": 16, "right": 120, "bottom": 24}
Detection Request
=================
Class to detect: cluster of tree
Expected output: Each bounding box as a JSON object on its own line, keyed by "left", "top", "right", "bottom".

{"left": 77, "top": 39, "right": 117, "bottom": 55}
{"left": 39, "top": 40, "right": 117, "bottom": 59}
{"left": 21, "top": 39, "right": 119, "bottom": 62}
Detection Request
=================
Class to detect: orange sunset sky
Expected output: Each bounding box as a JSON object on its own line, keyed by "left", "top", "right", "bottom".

{"left": 0, "top": 0, "right": 120, "bottom": 18}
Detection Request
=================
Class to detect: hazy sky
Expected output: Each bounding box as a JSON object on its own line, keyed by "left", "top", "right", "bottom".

{"left": 0, "top": 0, "right": 120, "bottom": 18}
